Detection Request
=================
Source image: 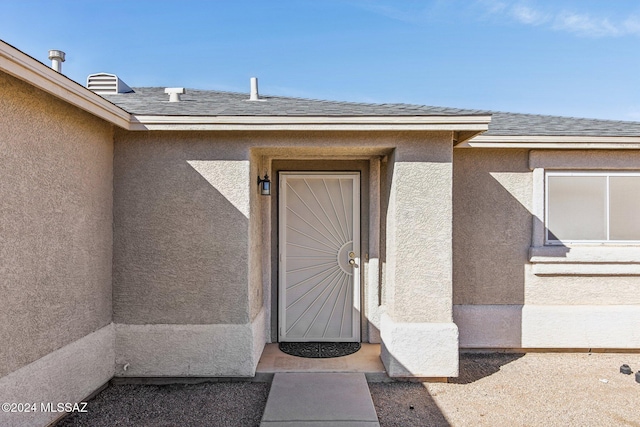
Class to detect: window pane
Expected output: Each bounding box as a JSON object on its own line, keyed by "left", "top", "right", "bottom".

{"left": 547, "top": 176, "right": 606, "bottom": 241}
{"left": 610, "top": 176, "right": 640, "bottom": 240}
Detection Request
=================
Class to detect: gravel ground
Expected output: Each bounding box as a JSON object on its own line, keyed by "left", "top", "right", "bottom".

{"left": 55, "top": 353, "right": 640, "bottom": 427}
{"left": 370, "top": 352, "right": 640, "bottom": 427}
{"left": 55, "top": 382, "right": 270, "bottom": 427}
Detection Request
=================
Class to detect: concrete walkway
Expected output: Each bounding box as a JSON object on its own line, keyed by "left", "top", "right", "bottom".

{"left": 260, "top": 372, "right": 380, "bottom": 426}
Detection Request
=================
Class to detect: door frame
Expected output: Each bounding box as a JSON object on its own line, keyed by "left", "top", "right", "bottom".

{"left": 278, "top": 171, "right": 361, "bottom": 342}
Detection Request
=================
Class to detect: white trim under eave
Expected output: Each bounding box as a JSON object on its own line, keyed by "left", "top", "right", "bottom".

{"left": 457, "top": 134, "right": 640, "bottom": 149}
{"left": 129, "top": 114, "right": 492, "bottom": 131}
{"left": 1, "top": 41, "right": 131, "bottom": 129}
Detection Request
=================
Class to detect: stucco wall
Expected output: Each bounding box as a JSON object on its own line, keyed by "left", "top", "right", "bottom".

{"left": 452, "top": 148, "right": 640, "bottom": 349}
{"left": 113, "top": 130, "right": 430, "bottom": 375}
{"left": 113, "top": 130, "right": 440, "bottom": 327}
{"left": 113, "top": 131, "right": 251, "bottom": 324}
{"left": 452, "top": 148, "right": 532, "bottom": 305}
{"left": 453, "top": 148, "right": 640, "bottom": 308}
{"left": 0, "top": 71, "right": 113, "bottom": 378}
{"left": 249, "top": 150, "right": 264, "bottom": 321}
{"left": 385, "top": 133, "right": 454, "bottom": 323}
{"left": 380, "top": 132, "right": 461, "bottom": 377}
{"left": 0, "top": 325, "right": 114, "bottom": 427}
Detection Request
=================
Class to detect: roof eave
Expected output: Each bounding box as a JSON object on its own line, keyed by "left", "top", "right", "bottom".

{"left": 129, "top": 114, "right": 492, "bottom": 131}
{"left": 0, "top": 40, "right": 131, "bottom": 129}
{"left": 458, "top": 134, "right": 640, "bottom": 149}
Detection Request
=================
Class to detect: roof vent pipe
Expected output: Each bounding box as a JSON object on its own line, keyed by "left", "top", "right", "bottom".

{"left": 165, "top": 87, "right": 185, "bottom": 102}
{"left": 250, "top": 77, "right": 259, "bottom": 101}
{"left": 48, "top": 50, "right": 65, "bottom": 73}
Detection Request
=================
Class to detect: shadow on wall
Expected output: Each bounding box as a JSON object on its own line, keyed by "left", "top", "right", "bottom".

{"left": 451, "top": 151, "right": 547, "bottom": 347}
{"left": 378, "top": 150, "right": 393, "bottom": 316}
{"left": 113, "top": 154, "right": 251, "bottom": 325}
{"left": 453, "top": 149, "right": 572, "bottom": 350}
{"left": 451, "top": 153, "right": 531, "bottom": 348}
{"left": 453, "top": 168, "right": 532, "bottom": 306}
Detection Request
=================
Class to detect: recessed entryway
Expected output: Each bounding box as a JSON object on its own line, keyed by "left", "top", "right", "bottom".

{"left": 263, "top": 156, "right": 380, "bottom": 346}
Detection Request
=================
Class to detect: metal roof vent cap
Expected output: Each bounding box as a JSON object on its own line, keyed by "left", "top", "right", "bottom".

{"left": 165, "top": 87, "right": 185, "bottom": 102}
{"left": 48, "top": 50, "right": 65, "bottom": 73}
{"left": 87, "top": 73, "right": 133, "bottom": 94}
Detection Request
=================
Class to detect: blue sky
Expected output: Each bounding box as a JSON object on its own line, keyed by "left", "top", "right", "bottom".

{"left": 2, "top": 0, "right": 639, "bottom": 120}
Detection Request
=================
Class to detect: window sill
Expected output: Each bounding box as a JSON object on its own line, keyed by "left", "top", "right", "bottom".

{"left": 529, "top": 246, "right": 640, "bottom": 276}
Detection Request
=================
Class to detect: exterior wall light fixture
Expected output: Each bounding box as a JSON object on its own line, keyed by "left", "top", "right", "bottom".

{"left": 258, "top": 173, "right": 271, "bottom": 196}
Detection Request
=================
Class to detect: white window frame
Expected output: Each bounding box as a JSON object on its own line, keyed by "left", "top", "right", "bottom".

{"left": 545, "top": 170, "right": 640, "bottom": 245}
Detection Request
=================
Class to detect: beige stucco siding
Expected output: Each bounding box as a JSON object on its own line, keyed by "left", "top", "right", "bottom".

{"left": 380, "top": 133, "right": 460, "bottom": 377}
{"left": 453, "top": 148, "right": 640, "bottom": 307}
{"left": 385, "top": 134, "right": 455, "bottom": 322}
{"left": 113, "top": 130, "right": 450, "bottom": 326}
{"left": 113, "top": 130, "right": 251, "bottom": 324}
{"left": 526, "top": 274, "right": 640, "bottom": 305}
{"left": 453, "top": 148, "right": 640, "bottom": 349}
{"left": 249, "top": 150, "right": 264, "bottom": 321}
{"left": 0, "top": 71, "right": 113, "bottom": 377}
{"left": 113, "top": 130, "right": 462, "bottom": 376}
{"left": 452, "top": 148, "right": 532, "bottom": 305}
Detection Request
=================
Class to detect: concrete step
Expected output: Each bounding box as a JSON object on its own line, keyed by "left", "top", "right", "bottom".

{"left": 256, "top": 343, "right": 386, "bottom": 373}
{"left": 260, "top": 372, "right": 380, "bottom": 426}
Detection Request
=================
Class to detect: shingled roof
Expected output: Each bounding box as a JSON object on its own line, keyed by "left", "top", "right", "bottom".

{"left": 101, "top": 87, "right": 640, "bottom": 137}
{"left": 486, "top": 111, "right": 640, "bottom": 137}
{"left": 101, "top": 87, "right": 487, "bottom": 116}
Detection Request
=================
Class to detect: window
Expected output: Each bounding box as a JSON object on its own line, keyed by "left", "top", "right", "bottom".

{"left": 546, "top": 172, "right": 640, "bottom": 244}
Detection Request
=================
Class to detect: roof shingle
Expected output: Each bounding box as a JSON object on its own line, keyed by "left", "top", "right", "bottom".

{"left": 101, "top": 87, "right": 640, "bottom": 137}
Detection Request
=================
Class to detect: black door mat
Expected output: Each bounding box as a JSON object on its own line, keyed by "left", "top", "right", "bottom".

{"left": 278, "top": 342, "right": 361, "bottom": 358}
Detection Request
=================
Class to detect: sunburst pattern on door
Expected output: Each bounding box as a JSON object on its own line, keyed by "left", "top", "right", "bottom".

{"left": 279, "top": 173, "right": 360, "bottom": 342}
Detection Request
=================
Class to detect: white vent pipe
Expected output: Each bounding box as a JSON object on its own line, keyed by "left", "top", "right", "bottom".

{"left": 48, "top": 50, "right": 65, "bottom": 73}
{"left": 165, "top": 87, "right": 185, "bottom": 102}
{"left": 250, "top": 77, "right": 259, "bottom": 101}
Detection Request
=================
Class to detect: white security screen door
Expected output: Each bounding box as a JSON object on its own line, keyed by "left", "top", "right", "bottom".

{"left": 279, "top": 173, "right": 360, "bottom": 342}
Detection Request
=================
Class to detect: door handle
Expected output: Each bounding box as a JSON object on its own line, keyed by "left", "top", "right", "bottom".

{"left": 348, "top": 251, "right": 358, "bottom": 267}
